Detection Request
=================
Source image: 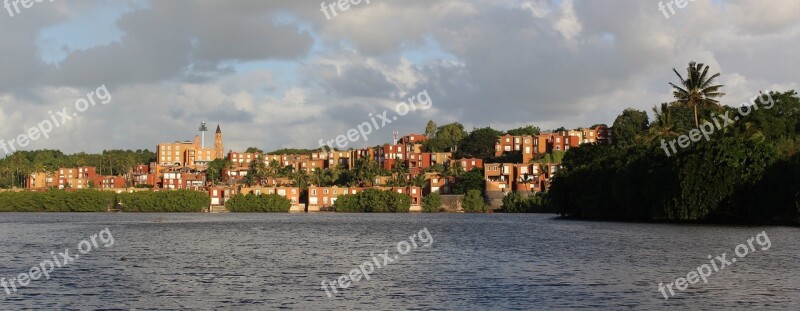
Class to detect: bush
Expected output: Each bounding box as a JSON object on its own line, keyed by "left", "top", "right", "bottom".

{"left": 500, "top": 192, "right": 553, "bottom": 213}
{"left": 227, "top": 193, "right": 292, "bottom": 212}
{"left": 117, "top": 190, "right": 209, "bottom": 212}
{"left": 333, "top": 189, "right": 411, "bottom": 213}
{"left": 422, "top": 192, "right": 443, "bottom": 213}
{"left": 462, "top": 190, "right": 488, "bottom": 213}
{"left": 0, "top": 190, "right": 115, "bottom": 212}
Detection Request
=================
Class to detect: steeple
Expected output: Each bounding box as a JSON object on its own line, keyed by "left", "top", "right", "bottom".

{"left": 214, "top": 124, "right": 224, "bottom": 159}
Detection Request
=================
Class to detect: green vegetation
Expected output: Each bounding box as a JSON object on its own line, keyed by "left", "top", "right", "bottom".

{"left": 611, "top": 109, "right": 650, "bottom": 147}
{"left": 0, "top": 149, "right": 155, "bottom": 189}
{"left": 422, "top": 192, "right": 442, "bottom": 213}
{"left": 0, "top": 190, "right": 115, "bottom": 212}
{"left": 456, "top": 127, "right": 503, "bottom": 160}
{"left": 245, "top": 147, "right": 264, "bottom": 154}
{"left": 117, "top": 190, "right": 210, "bottom": 212}
{"left": 226, "top": 193, "right": 292, "bottom": 212}
{"left": 333, "top": 188, "right": 411, "bottom": 213}
{"left": 506, "top": 125, "right": 541, "bottom": 136}
{"left": 424, "top": 123, "right": 468, "bottom": 152}
{"left": 451, "top": 168, "right": 485, "bottom": 195}
{"left": 550, "top": 63, "right": 800, "bottom": 225}
{"left": 0, "top": 189, "right": 210, "bottom": 213}
{"left": 532, "top": 151, "right": 565, "bottom": 164}
{"left": 500, "top": 192, "right": 553, "bottom": 213}
{"left": 461, "top": 189, "right": 488, "bottom": 213}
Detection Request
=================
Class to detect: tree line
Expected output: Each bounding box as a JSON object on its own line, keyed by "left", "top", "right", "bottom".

{"left": 0, "top": 149, "right": 155, "bottom": 188}
{"left": 550, "top": 62, "right": 800, "bottom": 225}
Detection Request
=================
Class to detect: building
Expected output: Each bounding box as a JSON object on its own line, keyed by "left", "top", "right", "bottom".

{"left": 236, "top": 185, "right": 303, "bottom": 211}
{"left": 57, "top": 167, "right": 98, "bottom": 189}
{"left": 25, "top": 172, "right": 55, "bottom": 190}
{"left": 307, "top": 185, "right": 363, "bottom": 212}
{"left": 162, "top": 172, "right": 207, "bottom": 190}
{"left": 228, "top": 151, "right": 261, "bottom": 165}
{"left": 156, "top": 124, "right": 224, "bottom": 168}
{"left": 457, "top": 158, "right": 484, "bottom": 172}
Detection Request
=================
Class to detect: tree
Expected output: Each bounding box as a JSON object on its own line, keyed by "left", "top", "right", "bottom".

{"left": 425, "top": 123, "right": 467, "bottom": 152}
{"left": 669, "top": 61, "right": 725, "bottom": 128}
{"left": 612, "top": 109, "right": 650, "bottom": 146}
{"left": 462, "top": 190, "right": 488, "bottom": 213}
{"left": 456, "top": 127, "right": 503, "bottom": 160}
{"left": 422, "top": 192, "right": 442, "bottom": 213}
{"left": 507, "top": 125, "right": 541, "bottom": 136}
{"left": 425, "top": 120, "right": 437, "bottom": 139}
{"left": 206, "top": 158, "right": 233, "bottom": 184}
{"left": 452, "top": 168, "right": 484, "bottom": 194}
{"left": 245, "top": 147, "right": 264, "bottom": 154}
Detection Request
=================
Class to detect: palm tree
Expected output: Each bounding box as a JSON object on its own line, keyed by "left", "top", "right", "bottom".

{"left": 669, "top": 61, "right": 725, "bottom": 128}
{"left": 644, "top": 102, "right": 680, "bottom": 143}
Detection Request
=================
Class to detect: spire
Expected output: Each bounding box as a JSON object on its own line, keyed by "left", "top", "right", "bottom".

{"left": 216, "top": 125, "right": 221, "bottom": 133}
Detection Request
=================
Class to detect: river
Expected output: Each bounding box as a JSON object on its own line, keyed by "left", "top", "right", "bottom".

{"left": 0, "top": 213, "right": 797, "bottom": 310}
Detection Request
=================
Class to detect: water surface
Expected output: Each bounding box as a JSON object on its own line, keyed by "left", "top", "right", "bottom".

{"left": 0, "top": 213, "right": 797, "bottom": 310}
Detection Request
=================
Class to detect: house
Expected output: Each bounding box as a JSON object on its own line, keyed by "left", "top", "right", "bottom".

{"left": 237, "top": 186, "right": 303, "bottom": 212}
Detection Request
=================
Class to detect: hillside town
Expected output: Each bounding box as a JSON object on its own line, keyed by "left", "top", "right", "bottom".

{"left": 22, "top": 123, "right": 612, "bottom": 212}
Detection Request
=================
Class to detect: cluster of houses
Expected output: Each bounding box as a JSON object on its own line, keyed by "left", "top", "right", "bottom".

{"left": 24, "top": 124, "right": 611, "bottom": 211}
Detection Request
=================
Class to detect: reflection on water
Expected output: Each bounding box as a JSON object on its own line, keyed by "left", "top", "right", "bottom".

{"left": 0, "top": 213, "right": 798, "bottom": 310}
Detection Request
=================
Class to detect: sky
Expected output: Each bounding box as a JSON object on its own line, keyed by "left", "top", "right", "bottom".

{"left": 0, "top": 0, "right": 798, "bottom": 155}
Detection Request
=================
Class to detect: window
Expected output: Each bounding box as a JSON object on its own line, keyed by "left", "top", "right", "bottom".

{"left": 311, "top": 189, "right": 317, "bottom": 195}
{"left": 323, "top": 189, "right": 329, "bottom": 194}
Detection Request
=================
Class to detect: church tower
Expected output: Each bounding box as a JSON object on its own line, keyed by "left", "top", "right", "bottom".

{"left": 214, "top": 125, "right": 224, "bottom": 159}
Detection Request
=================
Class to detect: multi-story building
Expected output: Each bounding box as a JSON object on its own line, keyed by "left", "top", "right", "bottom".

{"left": 228, "top": 151, "right": 261, "bottom": 165}
{"left": 306, "top": 185, "right": 422, "bottom": 212}
{"left": 430, "top": 152, "right": 453, "bottom": 168}
{"left": 236, "top": 185, "right": 302, "bottom": 211}
{"left": 98, "top": 176, "right": 126, "bottom": 189}
{"left": 131, "top": 163, "right": 159, "bottom": 187}
{"left": 307, "top": 185, "right": 363, "bottom": 212}
{"left": 25, "top": 172, "right": 55, "bottom": 190}
{"left": 406, "top": 152, "right": 432, "bottom": 176}
{"left": 162, "top": 172, "right": 207, "bottom": 190}
{"left": 424, "top": 172, "right": 458, "bottom": 195}
{"left": 456, "top": 158, "right": 484, "bottom": 172}
{"left": 156, "top": 125, "right": 224, "bottom": 168}
{"left": 57, "top": 167, "right": 98, "bottom": 189}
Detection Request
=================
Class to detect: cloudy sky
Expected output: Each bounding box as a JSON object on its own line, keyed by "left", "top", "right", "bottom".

{"left": 0, "top": 0, "right": 798, "bottom": 154}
